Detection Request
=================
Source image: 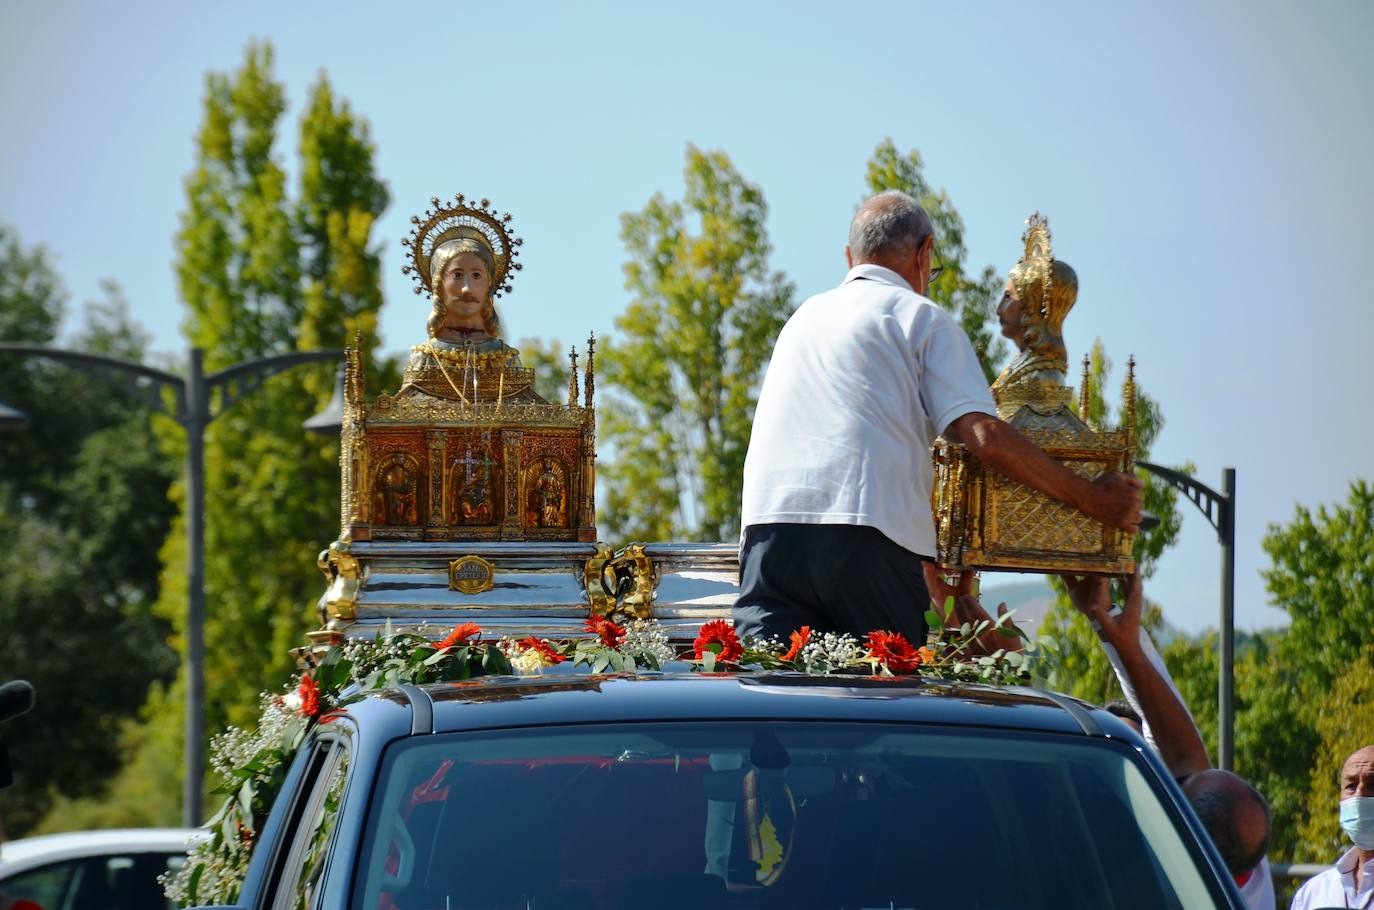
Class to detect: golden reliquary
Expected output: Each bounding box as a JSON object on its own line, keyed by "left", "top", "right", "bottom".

{"left": 931, "top": 214, "right": 1137, "bottom": 576}
{"left": 338, "top": 195, "right": 597, "bottom": 544}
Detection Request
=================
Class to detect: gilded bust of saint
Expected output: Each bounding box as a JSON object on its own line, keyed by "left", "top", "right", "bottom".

{"left": 991, "top": 214, "right": 1078, "bottom": 395}
{"left": 396, "top": 196, "right": 543, "bottom": 404}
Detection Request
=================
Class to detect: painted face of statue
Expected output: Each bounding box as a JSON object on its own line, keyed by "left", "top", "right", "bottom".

{"left": 997, "top": 277, "right": 1025, "bottom": 350}
{"left": 440, "top": 251, "right": 492, "bottom": 330}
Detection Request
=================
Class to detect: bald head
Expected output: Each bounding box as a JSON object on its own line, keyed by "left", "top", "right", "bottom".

{"left": 1183, "top": 769, "right": 1271, "bottom": 875}
{"left": 848, "top": 191, "right": 934, "bottom": 268}
{"left": 1343, "top": 744, "right": 1374, "bottom": 799}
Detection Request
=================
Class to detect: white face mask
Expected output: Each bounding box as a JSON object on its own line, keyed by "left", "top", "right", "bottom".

{"left": 1340, "top": 797, "right": 1374, "bottom": 850}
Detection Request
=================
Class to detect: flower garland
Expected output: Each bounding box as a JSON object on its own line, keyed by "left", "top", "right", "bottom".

{"left": 165, "top": 607, "right": 1041, "bottom": 907}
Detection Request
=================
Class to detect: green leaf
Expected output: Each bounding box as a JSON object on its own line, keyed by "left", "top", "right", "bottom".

{"left": 924, "top": 610, "right": 943, "bottom": 632}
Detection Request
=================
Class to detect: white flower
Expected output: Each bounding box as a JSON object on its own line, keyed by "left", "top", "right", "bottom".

{"left": 799, "top": 632, "right": 861, "bottom": 674}
{"left": 621, "top": 619, "right": 675, "bottom": 667}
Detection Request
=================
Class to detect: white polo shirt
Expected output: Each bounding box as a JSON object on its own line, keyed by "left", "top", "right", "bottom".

{"left": 1290, "top": 848, "right": 1374, "bottom": 910}
{"left": 741, "top": 264, "right": 996, "bottom": 557}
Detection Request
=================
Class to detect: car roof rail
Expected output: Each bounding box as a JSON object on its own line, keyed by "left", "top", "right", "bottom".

{"left": 398, "top": 684, "right": 434, "bottom": 735}
{"left": 1008, "top": 686, "right": 1103, "bottom": 736}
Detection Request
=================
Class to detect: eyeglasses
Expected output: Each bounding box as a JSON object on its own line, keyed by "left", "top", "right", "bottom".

{"left": 929, "top": 247, "right": 945, "bottom": 284}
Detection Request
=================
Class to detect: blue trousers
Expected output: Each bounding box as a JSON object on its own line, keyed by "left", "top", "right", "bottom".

{"left": 733, "top": 523, "right": 931, "bottom": 645}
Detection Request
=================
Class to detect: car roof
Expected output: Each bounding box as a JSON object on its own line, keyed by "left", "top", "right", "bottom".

{"left": 0, "top": 828, "right": 204, "bottom": 876}
{"left": 385, "top": 671, "right": 1110, "bottom": 738}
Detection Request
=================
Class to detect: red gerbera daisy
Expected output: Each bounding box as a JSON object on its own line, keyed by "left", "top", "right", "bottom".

{"left": 694, "top": 619, "right": 743, "bottom": 664}
{"left": 297, "top": 673, "right": 321, "bottom": 718}
{"left": 520, "top": 637, "right": 566, "bottom": 665}
{"left": 585, "top": 615, "right": 627, "bottom": 648}
{"left": 865, "top": 630, "right": 923, "bottom": 674}
{"left": 435, "top": 622, "right": 482, "bottom": 650}
{"left": 781, "top": 625, "right": 812, "bottom": 663}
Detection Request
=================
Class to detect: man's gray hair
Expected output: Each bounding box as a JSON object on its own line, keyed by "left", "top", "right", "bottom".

{"left": 848, "top": 191, "right": 934, "bottom": 264}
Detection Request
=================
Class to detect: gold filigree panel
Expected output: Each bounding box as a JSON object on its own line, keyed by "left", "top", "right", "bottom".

{"left": 986, "top": 459, "right": 1110, "bottom": 554}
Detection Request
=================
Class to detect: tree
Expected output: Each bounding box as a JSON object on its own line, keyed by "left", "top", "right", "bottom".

{"left": 600, "top": 146, "right": 795, "bottom": 541}
{"left": 0, "top": 229, "right": 178, "bottom": 835}
{"left": 97, "top": 43, "right": 391, "bottom": 826}
{"left": 1263, "top": 480, "right": 1373, "bottom": 693}
{"left": 863, "top": 139, "right": 1007, "bottom": 382}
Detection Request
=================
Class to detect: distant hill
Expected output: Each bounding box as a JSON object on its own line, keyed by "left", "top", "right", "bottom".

{"left": 979, "top": 576, "right": 1188, "bottom": 644}
{"left": 978, "top": 578, "right": 1056, "bottom": 635}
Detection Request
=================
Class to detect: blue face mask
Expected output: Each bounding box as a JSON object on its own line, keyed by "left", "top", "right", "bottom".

{"left": 1340, "top": 797, "right": 1374, "bottom": 849}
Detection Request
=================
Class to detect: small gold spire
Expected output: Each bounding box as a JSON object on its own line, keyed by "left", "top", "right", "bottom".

{"left": 1123, "top": 355, "right": 1137, "bottom": 448}
{"left": 1078, "top": 353, "right": 1091, "bottom": 425}
{"left": 584, "top": 332, "right": 596, "bottom": 408}
{"left": 568, "top": 345, "right": 580, "bottom": 407}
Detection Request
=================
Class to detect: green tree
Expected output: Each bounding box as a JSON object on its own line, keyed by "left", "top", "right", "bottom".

{"left": 0, "top": 229, "right": 178, "bottom": 835}
{"left": 1037, "top": 339, "right": 1187, "bottom": 704}
{"left": 518, "top": 336, "right": 573, "bottom": 405}
{"left": 91, "top": 43, "right": 392, "bottom": 827}
{"left": 863, "top": 139, "right": 1007, "bottom": 381}
{"left": 600, "top": 146, "right": 795, "bottom": 541}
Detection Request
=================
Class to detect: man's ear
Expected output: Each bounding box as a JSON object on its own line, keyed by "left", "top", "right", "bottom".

{"left": 844, "top": 246, "right": 854, "bottom": 269}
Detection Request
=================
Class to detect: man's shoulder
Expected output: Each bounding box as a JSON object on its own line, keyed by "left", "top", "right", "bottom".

{"left": 1290, "top": 862, "right": 1341, "bottom": 906}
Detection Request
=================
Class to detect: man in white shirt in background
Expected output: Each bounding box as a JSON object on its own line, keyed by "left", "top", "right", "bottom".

{"left": 1062, "top": 572, "right": 1276, "bottom": 910}
{"left": 1291, "top": 744, "right": 1374, "bottom": 910}
{"left": 736, "top": 190, "right": 1143, "bottom": 643}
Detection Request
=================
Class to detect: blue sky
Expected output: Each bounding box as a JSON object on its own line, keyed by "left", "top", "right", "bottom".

{"left": 2, "top": 0, "right": 1370, "bottom": 633}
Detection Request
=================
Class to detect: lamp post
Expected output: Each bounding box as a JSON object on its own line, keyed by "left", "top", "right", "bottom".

{"left": 1137, "top": 461, "right": 1237, "bottom": 771}
{"left": 0, "top": 342, "right": 343, "bottom": 825}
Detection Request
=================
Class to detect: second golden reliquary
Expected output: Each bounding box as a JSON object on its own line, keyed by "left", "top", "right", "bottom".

{"left": 932, "top": 214, "right": 1137, "bottom": 576}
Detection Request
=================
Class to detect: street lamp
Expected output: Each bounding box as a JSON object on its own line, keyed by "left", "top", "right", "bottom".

{"left": 1137, "top": 461, "right": 1237, "bottom": 771}
{"left": 303, "top": 366, "right": 346, "bottom": 437}
{"left": 0, "top": 342, "right": 343, "bottom": 825}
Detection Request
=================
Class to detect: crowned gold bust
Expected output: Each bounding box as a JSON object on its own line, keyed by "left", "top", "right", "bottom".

{"left": 989, "top": 214, "right": 1080, "bottom": 420}
{"left": 397, "top": 195, "right": 543, "bottom": 404}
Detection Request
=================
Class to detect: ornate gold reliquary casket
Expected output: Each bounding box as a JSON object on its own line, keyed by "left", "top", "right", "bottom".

{"left": 931, "top": 369, "right": 1137, "bottom": 575}
{"left": 340, "top": 344, "right": 598, "bottom": 545}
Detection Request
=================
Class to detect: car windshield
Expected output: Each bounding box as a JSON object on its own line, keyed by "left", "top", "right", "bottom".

{"left": 353, "top": 721, "right": 1222, "bottom": 910}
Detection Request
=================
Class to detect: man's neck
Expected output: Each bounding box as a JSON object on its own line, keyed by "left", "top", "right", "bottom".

{"left": 1357, "top": 848, "right": 1374, "bottom": 888}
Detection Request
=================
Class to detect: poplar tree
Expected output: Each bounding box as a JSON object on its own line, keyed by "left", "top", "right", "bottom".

{"left": 144, "top": 43, "right": 389, "bottom": 816}
{"left": 601, "top": 146, "right": 795, "bottom": 541}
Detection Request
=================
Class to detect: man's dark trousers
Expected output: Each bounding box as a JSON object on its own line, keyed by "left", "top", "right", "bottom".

{"left": 733, "top": 523, "right": 931, "bottom": 644}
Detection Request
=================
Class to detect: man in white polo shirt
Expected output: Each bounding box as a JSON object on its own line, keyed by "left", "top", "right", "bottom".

{"left": 736, "top": 191, "right": 1144, "bottom": 643}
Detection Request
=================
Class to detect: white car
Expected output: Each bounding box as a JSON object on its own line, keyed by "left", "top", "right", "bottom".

{"left": 0, "top": 829, "right": 204, "bottom": 910}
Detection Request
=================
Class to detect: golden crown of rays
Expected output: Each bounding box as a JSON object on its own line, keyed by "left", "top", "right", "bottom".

{"left": 1017, "top": 211, "right": 1055, "bottom": 318}
{"left": 401, "top": 194, "right": 524, "bottom": 298}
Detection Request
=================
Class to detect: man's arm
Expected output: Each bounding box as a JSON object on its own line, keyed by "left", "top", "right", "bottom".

{"left": 945, "top": 411, "right": 1143, "bottom": 533}
{"left": 1061, "top": 573, "right": 1211, "bottom": 779}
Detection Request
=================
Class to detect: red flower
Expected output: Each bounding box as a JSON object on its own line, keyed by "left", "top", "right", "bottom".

{"left": 520, "top": 637, "right": 566, "bottom": 664}
{"left": 435, "top": 622, "right": 482, "bottom": 650}
{"left": 694, "top": 620, "right": 743, "bottom": 664}
{"left": 781, "top": 626, "right": 812, "bottom": 662}
{"left": 297, "top": 673, "right": 321, "bottom": 718}
{"left": 865, "top": 630, "right": 924, "bottom": 674}
{"left": 585, "top": 615, "right": 627, "bottom": 648}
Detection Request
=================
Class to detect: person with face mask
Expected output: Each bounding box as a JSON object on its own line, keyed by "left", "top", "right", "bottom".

{"left": 1291, "top": 745, "right": 1374, "bottom": 910}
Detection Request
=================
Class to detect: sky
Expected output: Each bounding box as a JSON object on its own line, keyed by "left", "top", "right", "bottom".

{"left": 2, "top": 0, "right": 1370, "bottom": 634}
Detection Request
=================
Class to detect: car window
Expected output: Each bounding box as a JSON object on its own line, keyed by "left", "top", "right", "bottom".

{"left": 352, "top": 722, "right": 1223, "bottom": 910}
{"left": 270, "top": 736, "right": 350, "bottom": 910}
{"left": 0, "top": 852, "right": 184, "bottom": 910}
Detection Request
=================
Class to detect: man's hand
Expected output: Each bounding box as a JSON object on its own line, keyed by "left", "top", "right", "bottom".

{"left": 1060, "top": 572, "right": 1143, "bottom": 653}
{"left": 922, "top": 564, "right": 1023, "bottom": 654}
{"left": 1086, "top": 472, "right": 1145, "bottom": 534}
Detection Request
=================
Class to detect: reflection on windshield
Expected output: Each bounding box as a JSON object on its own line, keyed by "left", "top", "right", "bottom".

{"left": 354, "top": 723, "right": 1219, "bottom": 910}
